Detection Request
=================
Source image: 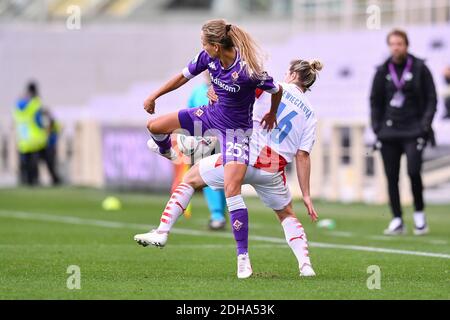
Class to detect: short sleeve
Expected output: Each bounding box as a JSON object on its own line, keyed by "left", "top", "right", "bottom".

{"left": 252, "top": 90, "right": 271, "bottom": 123}
{"left": 182, "top": 50, "right": 210, "bottom": 80}
{"left": 298, "top": 114, "right": 317, "bottom": 154}
{"left": 256, "top": 72, "right": 280, "bottom": 94}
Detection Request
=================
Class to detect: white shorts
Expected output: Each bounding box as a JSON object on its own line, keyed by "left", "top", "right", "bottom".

{"left": 199, "top": 154, "right": 292, "bottom": 211}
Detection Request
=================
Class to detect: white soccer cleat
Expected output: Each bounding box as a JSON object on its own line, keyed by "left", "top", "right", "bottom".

{"left": 134, "top": 230, "right": 168, "bottom": 248}
{"left": 383, "top": 217, "right": 406, "bottom": 236}
{"left": 147, "top": 139, "right": 178, "bottom": 161}
{"left": 413, "top": 211, "right": 429, "bottom": 236}
{"left": 237, "top": 253, "right": 253, "bottom": 279}
{"left": 300, "top": 263, "right": 316, "bottom": 277}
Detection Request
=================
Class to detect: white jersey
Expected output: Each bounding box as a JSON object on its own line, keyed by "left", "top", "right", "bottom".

{"left": 249, "top": 82, "right": 317, "bottom": 172}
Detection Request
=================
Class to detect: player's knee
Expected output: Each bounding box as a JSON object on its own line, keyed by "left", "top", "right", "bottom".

{"left": 182, "top": 179, "right": 198, "bottom": 190}
{"left": 182, "top": 167, "right": 203, "bottom": 189}
{"left": 147, "top": 119, "right": 162, "bottom": 134}
{"left": 146, "top": 119, "right": 155, "bottom": 133}
{"left": 276, "top": 206, "right": 296, "bottom": 222}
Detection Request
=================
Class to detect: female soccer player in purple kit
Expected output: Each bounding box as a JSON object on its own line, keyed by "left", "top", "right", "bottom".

{"left": 138, "top": 19, "right": 283, "bottom": 274}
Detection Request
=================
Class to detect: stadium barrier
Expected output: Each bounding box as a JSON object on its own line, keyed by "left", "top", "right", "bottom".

{"left": 4, "top": 119, "right": 447, "bottom": 206}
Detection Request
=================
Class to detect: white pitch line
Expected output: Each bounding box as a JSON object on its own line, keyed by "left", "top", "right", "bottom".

{"left": 367, "top": 235, "right": 394, "bottom": 241}
{"left": 327, "top": 231, "right": 354, "bottom": 238}
{"left": 1, "top": 210, "right": 449, "bottom": 260}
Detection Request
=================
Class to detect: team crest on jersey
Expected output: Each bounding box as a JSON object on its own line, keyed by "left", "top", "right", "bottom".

{"left": 231, "top": 71, "right": 239, "bottom": 81}
{"left": 208, "top": 62, "right": 217, "bottom": 70}
{"left": 233, "top": 219, "right": 243, "bottom": 231}
{"left": 195, "top": 109, "right": 204, "bottom": 117}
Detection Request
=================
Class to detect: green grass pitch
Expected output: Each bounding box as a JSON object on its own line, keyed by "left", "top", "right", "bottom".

{"left": 0, "top": 187, "right": 449, "bottom": 299}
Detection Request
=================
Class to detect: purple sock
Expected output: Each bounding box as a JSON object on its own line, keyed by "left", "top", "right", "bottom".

{"left": 151, "top": 134, "right": 172, "bottom": 154}
{"left": 230, "top": 208, "right": 249, "bottom": 256}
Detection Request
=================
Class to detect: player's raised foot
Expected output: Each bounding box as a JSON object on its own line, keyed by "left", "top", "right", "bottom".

{"left": 300, "top": 263, "right": 316, "bottom": 277}
{"left": 134, "top": 229, "right": 168, "bottom": 248}
{"left": 237, "top": 253, "right": 253, "bottom": 279}
{"left": 383, "top": 217, "right": 406, "bottom": 235}
{"left": 147, "top": 139, "right": 178, "bottom": 161}
{"left": 413, "top": 211, "right": 429, "bottom": 235}
{"left": 208, "top": 218, "right": 226, "bottom": 231}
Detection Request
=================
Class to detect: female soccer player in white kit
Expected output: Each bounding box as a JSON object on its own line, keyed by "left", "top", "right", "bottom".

{"left": 135, "top": 59, "right": 322, "bottom": 278}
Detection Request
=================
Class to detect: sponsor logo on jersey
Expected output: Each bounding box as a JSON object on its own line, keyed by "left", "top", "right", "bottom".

{"left": 210, "top": 75, "right": 240, "bottom": 93}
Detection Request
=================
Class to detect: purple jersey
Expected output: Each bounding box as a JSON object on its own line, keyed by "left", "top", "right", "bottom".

{"left": 182, "top": 50, "right": 279, "bottom": 131}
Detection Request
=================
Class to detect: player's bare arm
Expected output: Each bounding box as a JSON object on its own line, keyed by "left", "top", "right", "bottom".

{"left": 295, "top": 150, "right": 318, "bottom": 222}
{"left": 261, "top": 84, "right": 282, "bottom": 130}
{"left": 144, "top": 73, "right": 190, "bottom": 114}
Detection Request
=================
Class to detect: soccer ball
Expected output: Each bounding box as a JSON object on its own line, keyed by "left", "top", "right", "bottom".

{"left": 176, "top": 134, "right": 218, "bottom": 161}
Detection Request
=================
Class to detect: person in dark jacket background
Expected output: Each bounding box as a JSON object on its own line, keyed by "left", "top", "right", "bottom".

{"left": 370, "top": 29, "right": 437, "bottom": 236}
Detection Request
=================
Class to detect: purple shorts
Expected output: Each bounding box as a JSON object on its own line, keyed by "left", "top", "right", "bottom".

{"left": 178, "top": 107, "right": 251, "bottom": 165}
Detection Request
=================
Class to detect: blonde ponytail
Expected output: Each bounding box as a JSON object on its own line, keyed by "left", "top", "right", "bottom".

{"left": 201, "top": 19, "right": 266, "bottom": 79}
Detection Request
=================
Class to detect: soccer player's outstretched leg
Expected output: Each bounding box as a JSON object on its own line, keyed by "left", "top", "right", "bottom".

{"left": 134, "top": 182, "right": 195, "bottom": 248}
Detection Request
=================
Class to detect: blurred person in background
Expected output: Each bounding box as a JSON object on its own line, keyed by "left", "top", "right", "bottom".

{"left": 443, "top": 66, "right": 450, "bottom": 119}
{"left": 13, "top": 82, "right": 47, "bottom": 186}
{"left": 187, "top": 72, "right": 227, "bottom": 230}
{"left": 370, "top": 29, "right": 437, "bottom": 236}
{"left": 40, "top": 108, "right": 62, "bottom": 186}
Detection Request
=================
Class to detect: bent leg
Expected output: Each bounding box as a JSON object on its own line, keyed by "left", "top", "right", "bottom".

{"left": 147, "top": 112, "right": 181, "bottom": 134}
{"left": 147, "top": 112, "right": 181, "bottom": 153}
{"left": 155, "top": 163, "right": 206, "bottom": 233}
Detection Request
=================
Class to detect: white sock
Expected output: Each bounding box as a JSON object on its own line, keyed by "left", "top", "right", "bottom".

{"left": 413, "top": 211, "right": 426, "bottom": 228}
{"left": 157, "top": 183, "right": 194, "bottom": 232}
{"left": 281, "top": 217, "right": 311, "bottom": 268}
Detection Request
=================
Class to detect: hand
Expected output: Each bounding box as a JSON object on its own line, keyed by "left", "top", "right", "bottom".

{"left": 143, "top": 97, "right": 156, "bottom": 114}
{"left": 303, "top": 196, "right": 318, "bottom": 222}
{"left": 207, "top": 86, "right": 218, "bottom": 104}
{"left": 260, "top": 112, "right": 277, "bottom": 130}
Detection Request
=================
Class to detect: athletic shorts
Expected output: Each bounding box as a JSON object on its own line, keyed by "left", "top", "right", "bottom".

{"left": 178, "top": 107, "right": 251, "bottom": 165}
{"left": 199, "top": 154, "right": 292, "bottom": 211}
